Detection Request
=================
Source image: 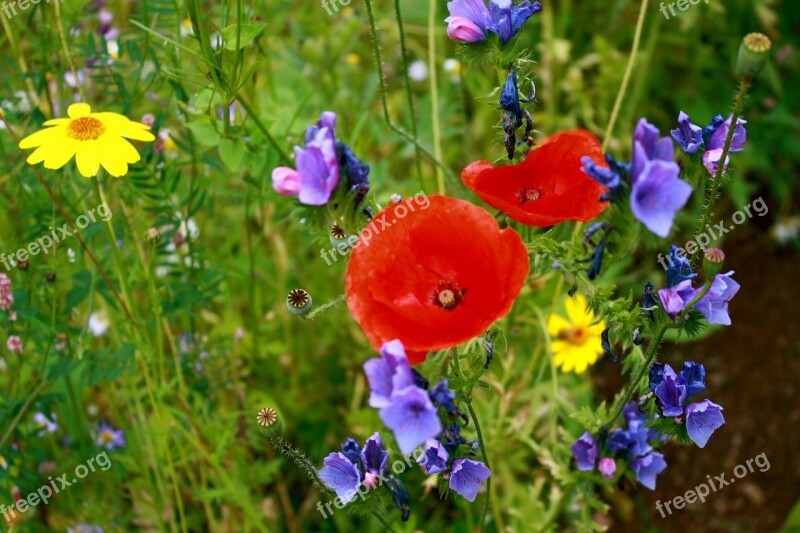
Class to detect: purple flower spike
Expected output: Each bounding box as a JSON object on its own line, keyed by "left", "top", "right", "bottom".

{"left": 319, "top": 452, "right": 362, "bottom": 504}
{"left": 379, "top": 386, "right": 442, "bottom": 455}
{"left": 361, "top": 432, "right": 389, "bottom": 475}
{"left": 671, "top": 111, "right": 704, "bottom": 154}
{"left": 571, "top": 432, "right": 598, "bottom": 472}
{"left": 598, "top": 457, "right": 617, "bottom": 479}
{"left": 449, "top": 459, "right": 491, "bottom": 502}
{"left": 691, "top": 271, "right": 740, "bottom": 326}
{"left": 630, "top": 159, "right": 692, "bottom": 238}
{"left": 363, "top": 339, "right": 415, "bottom": 408}
{"left": 445, "top": 0, "right": 542, "bottom": 45}
{"left": 654, "top": 364, "right": 687, "bottom": 417}
{"left": 686, "top": 400, "right": 725, "bottom": 448}
{"left": 416, "top": 439, "right": 449, "bottom": 475}
{"left": 632, "top": 452, "right": 667, "bottom": 490}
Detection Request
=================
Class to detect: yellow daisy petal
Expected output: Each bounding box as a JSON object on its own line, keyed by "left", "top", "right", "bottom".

{"left": 547, "top": 314, "right": 571, "bottom": 337}
{"left": 113, "top": 122, "right": 156, "bottom": 142}
{"left": 42, "top": 138, "right": 80, "bottom": 170}
{"left": 19, "top": 127, "right": 66, "bottom": 149}
{"left": 75, "top": 141, "right": 101, "bottom": 177}
{"left": 97, "top": 137, "right": 129, "bottom": 177}
{"left": 26, "top": 144, "right": 52, "bottom": 165}
{"left": 94, "top": 113, "right": 150, "bottom": 129}
{"left": 68, "top": 103, "right": 92, "bottom": 118}
{"left": 565, "top": 294, "right": 589, "bottom": 326}
{"left": 107, "top": 135, "right": 142, "bottom": 164}
{"left": 43, "top": 118, "right": 71, "bottom": 126}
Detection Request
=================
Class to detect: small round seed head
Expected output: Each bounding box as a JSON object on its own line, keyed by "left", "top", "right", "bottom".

{"left": 256, "top": 407, "right": 282, "bottom": 437}
{"left": 286, "top": 289, "right": 313, "bottom": 316}
{"left": 738, "top": 33, "right": 772, "bottom": 78}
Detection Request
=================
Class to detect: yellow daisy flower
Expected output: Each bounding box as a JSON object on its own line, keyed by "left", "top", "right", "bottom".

{"left": 18, "top": 103, "right": 155, "bottom": 178}
{"left": 547, "top": 294, "right": 606, "bottom": 374}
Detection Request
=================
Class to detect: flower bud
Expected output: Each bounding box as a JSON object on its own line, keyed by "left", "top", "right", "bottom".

{"left": 256, "top": 407, "right": 282, "bottom": 438}
{"left": 737, "top": 33, "right": 772, "bottom": 79}
{"left": 272, "top": 167, "right": 300, "bottom": 196}
{"left": 446, "top": 16, "right": 486, "bottom": 43}
{"left": 286, "top": 289, "right": 313, "bottom": 317}
{"left": 703, "top": 248, "right": 725, "bottom": 276}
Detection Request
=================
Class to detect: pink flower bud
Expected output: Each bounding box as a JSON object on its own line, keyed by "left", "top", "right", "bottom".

{"left": 598, "top": 457, "right": 617, "bottom": 479}
{"left": 272, "top": 167, "right": 300, "bottom": 196}
{"left": 446, "top": 16, "right": 486, "bottom": 43}
{"left": 363, "top": 472, "right": 379, "bottom": 490}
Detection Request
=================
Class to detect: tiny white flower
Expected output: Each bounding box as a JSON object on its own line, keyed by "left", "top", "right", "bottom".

{"left": 88, "top": 310, "right": 111, "bottom": 337}
{"left": 408, "top": 60, "right": 429, "bottom": 82}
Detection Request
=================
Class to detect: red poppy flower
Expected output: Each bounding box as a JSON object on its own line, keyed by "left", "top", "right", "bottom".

{"left": 345, "top": 195, "right": 529, "bottom": 364}
{"left": 461, "top": 129, "right": 609, "bottom": 227}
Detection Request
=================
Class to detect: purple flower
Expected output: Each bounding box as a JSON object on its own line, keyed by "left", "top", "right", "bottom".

{"left": 95, "top": 420, "right": 126, "bottom": 451}
{"left": 631, "top": 452, "right": 667, "bottom": 490}
{"left": 449, "top": 459, "right": 491, "bottom": 502}
{"left": 34, "top": 412, "right": 58, "bottom": 436}
{"left": 271, "top": 112, "right": 340, "bottom": 206}
{"left": 653, "top": 364, "right": 687, "bottom": 417}
{"left": 379, "top": 386, "right": 442, "bottom": 455}
{"left": 446, "top": 16, "right": 486, "bottom": 42}
{"left": 658, "top": 279, "right": 694, "bottom": 318}
{"left": 648, "top": 362, "right": 667, "bottom": 393}
{"left": 630, "top": 159, "right": 692, "bottom": 238}
{"left": 598, "top": 457, "right": 617, "bottom": 479}
{"left": 361, "top": 432, "right": 389, "bottom": 475}
{"left": 571, "top": 432, "right": 598, "bottom": 471}
{"left": 319, "top": 452, "right": 362, "bottom": 503}
{"left": 670, "top": 111, "right": 704, "bottom": 154}
{"left": 445, "top": 0, "right": 542, "bottom": 45}
{"left": 702, "top": 115, "right": 747, "bottom": 176}
{"left": 581, "top": 156, "right": 621, "bottom": 197}
{"left": 629, "top": 119, "right": 692, "bottom": 237}
{"left": 363, "top": 339, "right": 415, "bottom": 408}
{"left": 690, "top": 271, "right": 740, "bottom": 326}
{"left": 679, "top": 361, "right": 706, "bottom": 397}
{"left": 607, "top": 428, "right": 635, "bottom": 454}
{"left": 416, "top": 439, "right": 449, "bottom": 474}
{"left": 686, "top": 400, "right": 725, "bottom": 448}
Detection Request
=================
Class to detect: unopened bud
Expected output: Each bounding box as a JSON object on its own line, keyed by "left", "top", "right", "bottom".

{"left": 145, "top": 227, "right": 161, "bottom": 244}
{"left": 738, "top": 33, "right": 771, "bottom": 79}
{"left": 703, "top": 248, "right": 725, "bottom": 276}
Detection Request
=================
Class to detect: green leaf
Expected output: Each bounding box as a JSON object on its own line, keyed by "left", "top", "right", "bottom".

{"left": 186, "top": 122, "right": 221, "bottom": 147}
{"left": 219, "top": 137, "right": 246, "bottom": 171}
{"left": 220, "top": 23, "right": 268, "bottom": 51}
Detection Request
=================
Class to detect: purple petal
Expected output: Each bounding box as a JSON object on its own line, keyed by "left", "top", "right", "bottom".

{"left": 707, "top": 115, "right": 747, "bottom": 152}
{"left": 319, "top": 452, "right": 362, "bottom": 503}
{"left": 416, "top": 439, "right": 449, "bottom": 475}
{"left": 361, "top": 432, "right": 388, "bottom": 474}
{"left": 379, "top": 386, "right": 442, "bottom": 455}
{"left": 449, "top": 459, "right": 491, "bottom": 502}
{"left": 632, "top": 452, "right": 667, "bottom": 490}
{"left": 691, "top": 271, "right": 740, "bottom": 325}
{"left": 670, "top": 111, "right": 704, "bottom": 154}
{"left": 630, "top": 159, "right": 692, "bottom": 237}
{"left": 446, "top": 0, "right": 491, "bottom": 28}
{"left": 686, "top": 400, "right": 725, "bottom": 448}
{"left": 571, "top": 431, "right": 598, "bottom": 471}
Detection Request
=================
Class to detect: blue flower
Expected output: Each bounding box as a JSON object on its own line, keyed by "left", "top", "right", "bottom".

{"left": 702, "top": 115, "right": 726, "bottom": 143}
{"left": 685, "top": 400, "right": 725, "bottom": 448}
{"left": 340, "top": 438, "right": 362, "bottom": 464}
{"left": 443, "top": 423, "right": 467, "bottom": 452}
{"left": 337, "top": 141, "right": 370, "bottom": 206}
{"left": 363, "top": 339, "right": 416, "bottom": 408}
{"left": 581, "top": 156, "right": 621, "bottom": 199}
{"left": 430, "top": 379, "right": 459, "bottom": 416}
{"left": 445, "top": 0, "right": 542, "bottom": 45}
{"left": 272, "top": 112, "right": 340, "bottom": 206}
{"left": 607, "top": 428, "right": 635, "bottom": 454}
{"left": 631, "top": 452, "right": 667, "bottom": 490}
{"left": 702, "top": 115, "right": 747, "bottom": 176}
{"left": 690, "top": 271, "right": 740, "bottom": 326}
{"left": 653, "top": 364, "right": 687, "bottom": 417}
{"left": 449, "top": 459, "right": 491, "bottom": 502}
{"left": 361, "top": 432, "right": 389, "bottom": 475}
{"left": 379, "top": 386, "right": 442, "bottom": 455}
{"left": 500, "top": 68, "right": 524, "bottom": 125}
{"left": 571, "top": 432, "right": 598, "bottom": 471}
{"left": 648, "top": 362, "right": 667, "bottom": 392}
{"left": 416, "top": 439, "right": 449, "bottom": 474}
{"left": 657, "top": 279, "right": 695, "bottom": 319}
{"left": 679, "top": 361, "right": 706, "bottom": 397}
{"left": 665, "top": 244, "right": 698, "bottom": 287}
{"left": 670, "top": 111, "right": 704, "bottom": 154}
{"left": 319, "top": 452, "right": 362, "bottom": 503}
{"left": 630, "top": 119, "right": 692, "bottom": 237}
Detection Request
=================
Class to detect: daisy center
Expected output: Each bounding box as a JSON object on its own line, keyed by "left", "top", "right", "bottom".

{"left": 67, "top": 117, "right": 106, "bottom": 141}
{"left": 432, "top": 281, "right": 465, "bottom": 311}
{"left": 100, "top": 431, "right": 114, "bottom": 443}
{"left": 516, "top": 187, "right": 542, "bottom": 206}
{"left": 558, "top": 326, "right": 589, "bottom": 346}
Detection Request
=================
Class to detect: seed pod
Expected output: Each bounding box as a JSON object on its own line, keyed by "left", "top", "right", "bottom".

{"left": 737, "top": 33, "right": 771, "bottom": 78}
{"left": 286, "top": 289, "right": 313, "bottom": 317}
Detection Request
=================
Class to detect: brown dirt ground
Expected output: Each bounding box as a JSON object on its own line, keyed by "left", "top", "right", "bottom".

{"left": 592, "top": 196, "right": 800, "bottom": 533}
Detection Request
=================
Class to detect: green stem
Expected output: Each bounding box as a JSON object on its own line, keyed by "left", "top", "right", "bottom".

{"left": 466, "top": 399, "right": 493, "bottom": 532}
{"left": 427, "top": 0, "right": 445, "bottom": 194}
{"left": 393, "top": 0, "right": 423, "bottom": 190}
{"left": 690, "top": 78, "right": 751, "bottom": 266}
{"left": 235, "top": 95, "right": 292, "bottom": 165}
{"left": 602, "top": 0, "right": 649, "bottom": 151}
